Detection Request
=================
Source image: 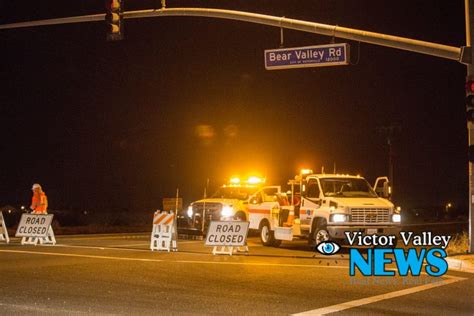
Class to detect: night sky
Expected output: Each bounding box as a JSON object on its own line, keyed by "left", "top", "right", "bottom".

{"left": 0, "top": 1, "right": 468, "bottom": 215}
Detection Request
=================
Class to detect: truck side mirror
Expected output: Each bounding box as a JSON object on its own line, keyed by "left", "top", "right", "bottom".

{"left": 374, "top": 176, "right": 391, "bottom": 199}
{"left": 383, "top": 182, "right": 391, "bottom": 199}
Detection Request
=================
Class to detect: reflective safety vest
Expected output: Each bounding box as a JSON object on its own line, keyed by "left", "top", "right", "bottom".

{"left": 31, "top": 191, "right": 48, "bottom": 214}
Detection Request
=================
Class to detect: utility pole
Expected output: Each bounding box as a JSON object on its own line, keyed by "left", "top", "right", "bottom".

{"left": 378, "top": 124, "right": 401, "bottom": 199}
{"left": 466, "top": 0, "right": 474, "bottom": 253}
{"left": 388, "top": 138, "right": 393, "bottom": 195}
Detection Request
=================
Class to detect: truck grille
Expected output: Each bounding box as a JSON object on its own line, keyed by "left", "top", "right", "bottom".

{"left": 351, "top": 208, "right": 390, "bottom": 223}
{"left": 192, "top": 203, "right": 222, "bottom": 221}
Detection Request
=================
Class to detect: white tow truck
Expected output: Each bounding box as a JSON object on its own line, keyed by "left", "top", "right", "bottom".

{"left": 186, "top": 177, "right": 288, "bottom": 234}
{"left": 249, "top": 170, "right": 401, "bottom": 247}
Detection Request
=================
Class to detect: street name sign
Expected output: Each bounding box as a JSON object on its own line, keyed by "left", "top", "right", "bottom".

{"left": 205, "top": 221, "right": 249, "bottom": 247}
{"left": 15, "top": 214, "right": 54, "bottom": 237}
{"left": 264, "top": 43, "right": 350, "bottom": 70}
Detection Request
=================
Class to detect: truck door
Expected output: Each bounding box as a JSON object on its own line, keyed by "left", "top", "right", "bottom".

{"left": 300, "top": 178, "right": 322, "bottom": 225}
{"left": 248, "top": 186, "right": 281, "bottom": 229}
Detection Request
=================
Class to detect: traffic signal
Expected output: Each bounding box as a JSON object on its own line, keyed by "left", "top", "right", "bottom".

{"left": 466, "top": 78, "right": 474, "bottom": 122}
{"left": 105, "top": 0, "right": 124, "bottom": 41}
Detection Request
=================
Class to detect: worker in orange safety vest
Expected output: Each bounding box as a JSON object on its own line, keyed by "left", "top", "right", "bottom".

{"left": 30, "top": 183, "right": 48, "bottom": 214}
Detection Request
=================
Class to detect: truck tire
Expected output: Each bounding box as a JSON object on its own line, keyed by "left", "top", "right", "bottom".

{"left": 259, "top": 221, "right": 277, "bottom": 247}
{"left": 309, "top": 220, "right": 330, "bottom": 246}
{"left": 272, "top": 239, "right": 282, "bottom": 247}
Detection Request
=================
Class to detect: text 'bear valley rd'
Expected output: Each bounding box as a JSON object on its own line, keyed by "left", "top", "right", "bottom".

{"left": 264, "top": 43, "right": 350, "bottom": 70}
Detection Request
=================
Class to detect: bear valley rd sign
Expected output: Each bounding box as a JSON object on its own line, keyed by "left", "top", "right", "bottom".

{"left": 264, "top": 43, "right": 350, "bottom": 70}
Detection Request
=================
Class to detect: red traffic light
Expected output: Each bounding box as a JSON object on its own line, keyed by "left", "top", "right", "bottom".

{"left": 106, "top": 0, "right": 121, "bottom": 10}
{"left": 466, "top": 80, "right": 474, "bottom": 93}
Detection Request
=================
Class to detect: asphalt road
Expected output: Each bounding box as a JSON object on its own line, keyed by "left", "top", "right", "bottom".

{"left": 0, "top": 233, "right": 472, "bottom": 315}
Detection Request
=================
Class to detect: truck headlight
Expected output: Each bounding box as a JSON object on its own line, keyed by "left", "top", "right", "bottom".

{"left": 187, "top": 206, "right": 193, "bottom": 218}
{"left": 331, "top": 214, "right": 348, "bottom": 223}
{"left": 221, "top": 205, "right": 234, "bottom": 217}
{"left": 392, "top": 214, "right": 401, "bottom": 222}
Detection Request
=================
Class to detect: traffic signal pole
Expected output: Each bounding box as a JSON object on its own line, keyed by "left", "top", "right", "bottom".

{"left": 466, "top": 0, "right": 474, "bottom": 253}
{"left": 0, "top": 8, "right": 461, "bottom": 61}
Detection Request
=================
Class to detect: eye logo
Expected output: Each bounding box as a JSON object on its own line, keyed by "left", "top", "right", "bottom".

{"left": 316, "top": 241, "right": 341, "bottom": 255}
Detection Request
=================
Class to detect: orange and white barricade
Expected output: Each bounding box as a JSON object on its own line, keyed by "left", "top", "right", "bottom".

{"left": 150, "top": 210, "right": 177, "bottom": 252}
{"left": 0, "top": 211, "right": 9, "bottom": 244}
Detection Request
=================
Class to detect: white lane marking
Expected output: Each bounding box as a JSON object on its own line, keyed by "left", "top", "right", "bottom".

{"left": 0, "top": 302, "right": 90, "bottom": 315}
{"left": 44, "top": 241, "right": 199, "bottom": 252}
{"left": 293, "top": 275, "right": 467, "bottom": 315}
{"left": 57, "top": 234, "right": 201, "bottom": 242}
{"left": 49, "top": 244, "right": 149, "bottom": 252}
{"left": 105, "top": 240, "right": 199, "bottom": 247}
{"left": 57, "top": 235, "right": 148, "bottom": 241}
{"left": 34, "top": 243, "right": 332, "bottom": 261}
{"left": 0, "top": 249, "right": 347, "bottom": 269}
{"left": 0, "top": 249, "right": 164, "bottom": 263}
{"left": 105, "top": 243, "right": 151, "bottom": 247}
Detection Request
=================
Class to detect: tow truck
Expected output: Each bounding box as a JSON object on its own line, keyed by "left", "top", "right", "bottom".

{"left": 249, "top": 170, "right": 401, "bottom": 247}
{"left": 186, "top": 177, "right": 287, "bottom": 234}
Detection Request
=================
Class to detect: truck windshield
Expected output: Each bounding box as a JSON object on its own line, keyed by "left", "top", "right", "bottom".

{"left": 320, "top": 178, "right": 378, "bottom": 198}
{"left": 211, "top": 187, "right": 259, "bottom": 200}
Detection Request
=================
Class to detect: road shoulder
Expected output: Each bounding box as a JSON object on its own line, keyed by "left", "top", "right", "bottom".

{"left": 447, "top": 254, "right": 474, "bottom": 273}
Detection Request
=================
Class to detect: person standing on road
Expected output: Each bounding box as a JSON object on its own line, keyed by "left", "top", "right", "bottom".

{"left": 30, "top": 183, "right": 48, "bottom": 214}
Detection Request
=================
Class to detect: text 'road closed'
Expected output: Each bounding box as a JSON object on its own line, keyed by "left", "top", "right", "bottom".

{"left": 205, "top": 221, "right": 249, "bottom": 247}
{"left": 15, "top": 214, "right": 54, "bottom": 238}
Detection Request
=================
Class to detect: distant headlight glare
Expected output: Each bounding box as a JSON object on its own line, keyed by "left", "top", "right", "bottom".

{"left": 187, "top": 206, "right": 193, "bottom": 218}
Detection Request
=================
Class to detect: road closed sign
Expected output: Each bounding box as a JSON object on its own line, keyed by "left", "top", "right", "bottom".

{"left": 205, "top": 221, "right": 249, "bottom": 247}
{"left": 15, "top": 214, "right": 54, "bottom": 237}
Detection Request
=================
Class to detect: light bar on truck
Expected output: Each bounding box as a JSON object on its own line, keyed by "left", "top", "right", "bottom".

{"left": 229, "top": 177, "right": 241, "bottom": 184}
{"left": 247, "top": 176, "right": 264, "bottom": 184}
